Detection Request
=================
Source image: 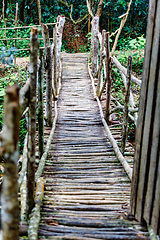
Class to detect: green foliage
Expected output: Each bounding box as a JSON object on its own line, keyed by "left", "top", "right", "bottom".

{"left": 19, "top": 117, "right": 27, "bottom": 153}
{"left": 115, "top": 36, "right": 145, "bottom": 74}
{"left": 0, "top": 0, "right": 149, "bottom": 51}
{"left": 128, "top": 36, "right": 146, "bottom": 50}
{"left": 86, "top": 32, "right": 93, "bottom": 52}
{"left": 0, "top": 65, "right": 27, "bottom": 152}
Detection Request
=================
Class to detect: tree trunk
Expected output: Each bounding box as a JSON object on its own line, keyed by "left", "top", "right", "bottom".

{"left": 19, "top": 0, "right": 26, "bottom": 23}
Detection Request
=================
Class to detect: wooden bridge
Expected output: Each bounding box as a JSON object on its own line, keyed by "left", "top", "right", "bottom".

{"left": 37, "top": 53, "right": 149, "bottom": 239}
{"left": 0, "top": 1, "right": 160, "bottom": 239}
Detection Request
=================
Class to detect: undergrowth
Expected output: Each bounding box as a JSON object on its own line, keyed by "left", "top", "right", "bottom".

{"left": 0, "top": 65, "right": 27, "bottom": 154}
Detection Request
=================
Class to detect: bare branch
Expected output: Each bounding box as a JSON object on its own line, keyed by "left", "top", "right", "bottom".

{"left": 57, "top": 0, "right": 89, "bottom": 24}
{"left": 86, "top": 0, "right": 94, "bottom": 18}
{"left": 111, "top": 0, "right": 133, "bottom": 53}
{"left": 96, "top": 0, "right": 104, "bottom": 17}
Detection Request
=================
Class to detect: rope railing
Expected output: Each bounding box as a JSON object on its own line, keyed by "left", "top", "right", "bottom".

{"left": 88, "top": 16, "right": 142, "bottom": 180}
{"left": 0, "top": 16, "right": 65, "bottom": 239}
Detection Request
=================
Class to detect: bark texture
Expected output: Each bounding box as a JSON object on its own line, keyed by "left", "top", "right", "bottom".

{"left": 105, "top": 32, "right": 111, "bottom": 123}
{"left": 38, "top": 49, "right": 44, "bottom": 158}
{"left": 0, "top": 84, "right": 20, "bottom": 240}
{"left": 96, "top": 29, "right": 106, "bottom": 96}
{"left": 27, "top": 27, "right": 39, "bottom": 218}
{"left": 121, "top": 56, "right": 132, "bottom": 153}
{"left": 56, "top": 16, "right": 65, "bottom": 85}
{"left": 41, "top": 23, "right": 53, "bottom": 126}
{"left": 88, "top": 63, "right": 132, "bottom": 180}
{"left": 91, "top": 16, "right": 99, "bottom": 77}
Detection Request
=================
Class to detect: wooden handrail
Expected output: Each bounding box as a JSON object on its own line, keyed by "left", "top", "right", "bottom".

{"left": 0, "top": 22, "right": 56, "bottom": 30}
{"left": 0, "top": 17, "right": 65, "bottom": 238}
{"left": 89, "top": 27, "right": 141, "bottom": 177}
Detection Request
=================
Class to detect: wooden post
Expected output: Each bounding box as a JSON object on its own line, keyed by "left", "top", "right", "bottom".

{"left": 91, "top": 16, "right": 99, "bottom": 77}
{"left": 96, "top": 29, "right": 106, "bottom": 96}
{"left": 41, "top": 23, "right": 53, "bottom": 126}
{"left": 105, "top": 32, "right": 111, "bottom": 123}
{"left": 38, "top": 49, "right": 44, "bottom": 158}
{"left": 121, "top": 56, "right": 132, "bottom": 154}
{"left": 14, "top": 3, "right": 18, "bottom": 64}
{"left": 37, "top": 0, "right": 42, "bottom": 25}
{"left": 131, "top": 0, "right": 160, "bottom": 235}
{"left": 53, "top": 25, "right": 58, "bottom": 96}
{"left": 56, "top": 16, "right": 65, "bottom": 85}
{"left": 0, "top": 84, "right": 20, "bottom": 240}
{"left": 26, "top": 27, "right": 39, "bottom": 218}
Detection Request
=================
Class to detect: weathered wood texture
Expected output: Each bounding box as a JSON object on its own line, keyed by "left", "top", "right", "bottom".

{"left": 105, "top": 32, "right": 111, "bottom": 123}
{"left": 121, "top": 56, "right": 132, "bottom": 154}
{"left": 91, "top": 16, "right": 99, "bottom": 77}
{"left": 27, "top": 27, "right": 39, "bottom": 217}
{"left": 0, "top": 84, "right": 20, "bottom": 240}
{"left": 131, "top": 0, "right": 160, "bottom": 236}
{"left": 41, "top": 23, "right": 53, "bottom": 126}
{"left": 56, "top": 16, "right": 65, "bottom": 91}
{"left": 38, "top": 53, "right": 149, "bottom": 239}
{"left": 96, "top": 29, "right": 106, "bottom": 96}
{"left": 38, "top": 49, "right": 44, "bottom": 158}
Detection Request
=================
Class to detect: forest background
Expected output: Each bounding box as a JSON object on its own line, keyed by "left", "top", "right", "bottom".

{"left": 0, "top": 0, "right": 149, "bottom": 52}
{"left": 0, "top": 0, "right": 149, "bottom": 154}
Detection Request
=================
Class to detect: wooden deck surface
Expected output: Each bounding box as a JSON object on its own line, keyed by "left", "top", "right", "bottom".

{"left": 38, "top": 53, "right": 149, "bottom": 239}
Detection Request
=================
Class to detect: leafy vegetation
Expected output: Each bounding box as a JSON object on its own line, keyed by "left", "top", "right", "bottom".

{"left": 0, "top": 0, "right": 149, "bottom": 53}
{"left": 0, "top": 0, "right": 148, "bottom": 149}
{"left": 111, "top": 36, "right": 146, "bottom": 141}
{"left": 0, "top": 65, "right": 27, "bottom": 153}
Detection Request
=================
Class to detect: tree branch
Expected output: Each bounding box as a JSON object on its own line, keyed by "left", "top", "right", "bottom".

{"left": 111, "top": 0, "right": 133, "bottom": 53}
{"left": 96, "top": 0, "right": 104, "bottom": 17}
{"left": 86, "top": 0, "right": 94, "bottom": 18}
{"left": 57, "top": 0, "right": 89, "bottom": 24}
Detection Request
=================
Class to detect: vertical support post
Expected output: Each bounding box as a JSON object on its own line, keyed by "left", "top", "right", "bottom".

{"left": 131, "top": 1, "right": 160, "bottom": 234}
{"left": 105, "top": 32, "right": 111, "bottom": 123}
{"left": 56, "top": 16, "right": 65, "bottom": 86}
{"left": 2, "top": 0, "right": 7, "bottom": 41}
{"left": 0, "top": 84, "right": 20, "bottom": 240}
{"left": 26, "top": 27, "right": 39, "bottom": 218}
{"left": 37, "top": 0, "right": 41, "bottom": 24}
{"left": 91, "top": 16, "right": 99, "bottom": 77}
{"left": 38, "top": 49, "right": 44, "bottom": 158}
{"left": 41, "top": 23, "right": 53, "bottom": 126}
{"left": 97, "top": 29, "right": 106, "bottom": 96}
{"left": 121, "top": 56, "right": 132, "bottom": 154}
{"left": 14, "top": 3, "right": 18, "bottom": 64}
{"left": 53, "top": 25, "right": 58, "bottom": 96}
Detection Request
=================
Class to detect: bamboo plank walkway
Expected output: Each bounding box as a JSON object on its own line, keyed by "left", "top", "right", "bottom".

{"left": 38, "top": 53, "right": 149, "bottom": 239}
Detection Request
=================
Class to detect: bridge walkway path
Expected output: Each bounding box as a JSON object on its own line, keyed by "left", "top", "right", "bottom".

{"left": 38, "top": 53, "right": 149, "bottom": 239}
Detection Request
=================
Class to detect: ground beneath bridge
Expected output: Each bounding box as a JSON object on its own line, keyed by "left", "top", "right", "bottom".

{"left": 38, "top": 53, "right": 148, "bottom": 239}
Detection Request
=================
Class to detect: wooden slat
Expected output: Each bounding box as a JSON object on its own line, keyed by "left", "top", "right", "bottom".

{"left": 131, "top": 0, "right": 160, "bottom": 235}
{"left": 38, "top": 53, "right": 148, "bottom": 239}
{"left": 130, "top": 0, "right": 158, "bottom": 216}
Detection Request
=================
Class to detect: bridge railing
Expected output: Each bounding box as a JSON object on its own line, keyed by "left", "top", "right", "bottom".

{"left": 0, "top": 16, "right": 65, "bottom": 239}
{"left": 88, "top": 16, "right": 142, "bottom": 180}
